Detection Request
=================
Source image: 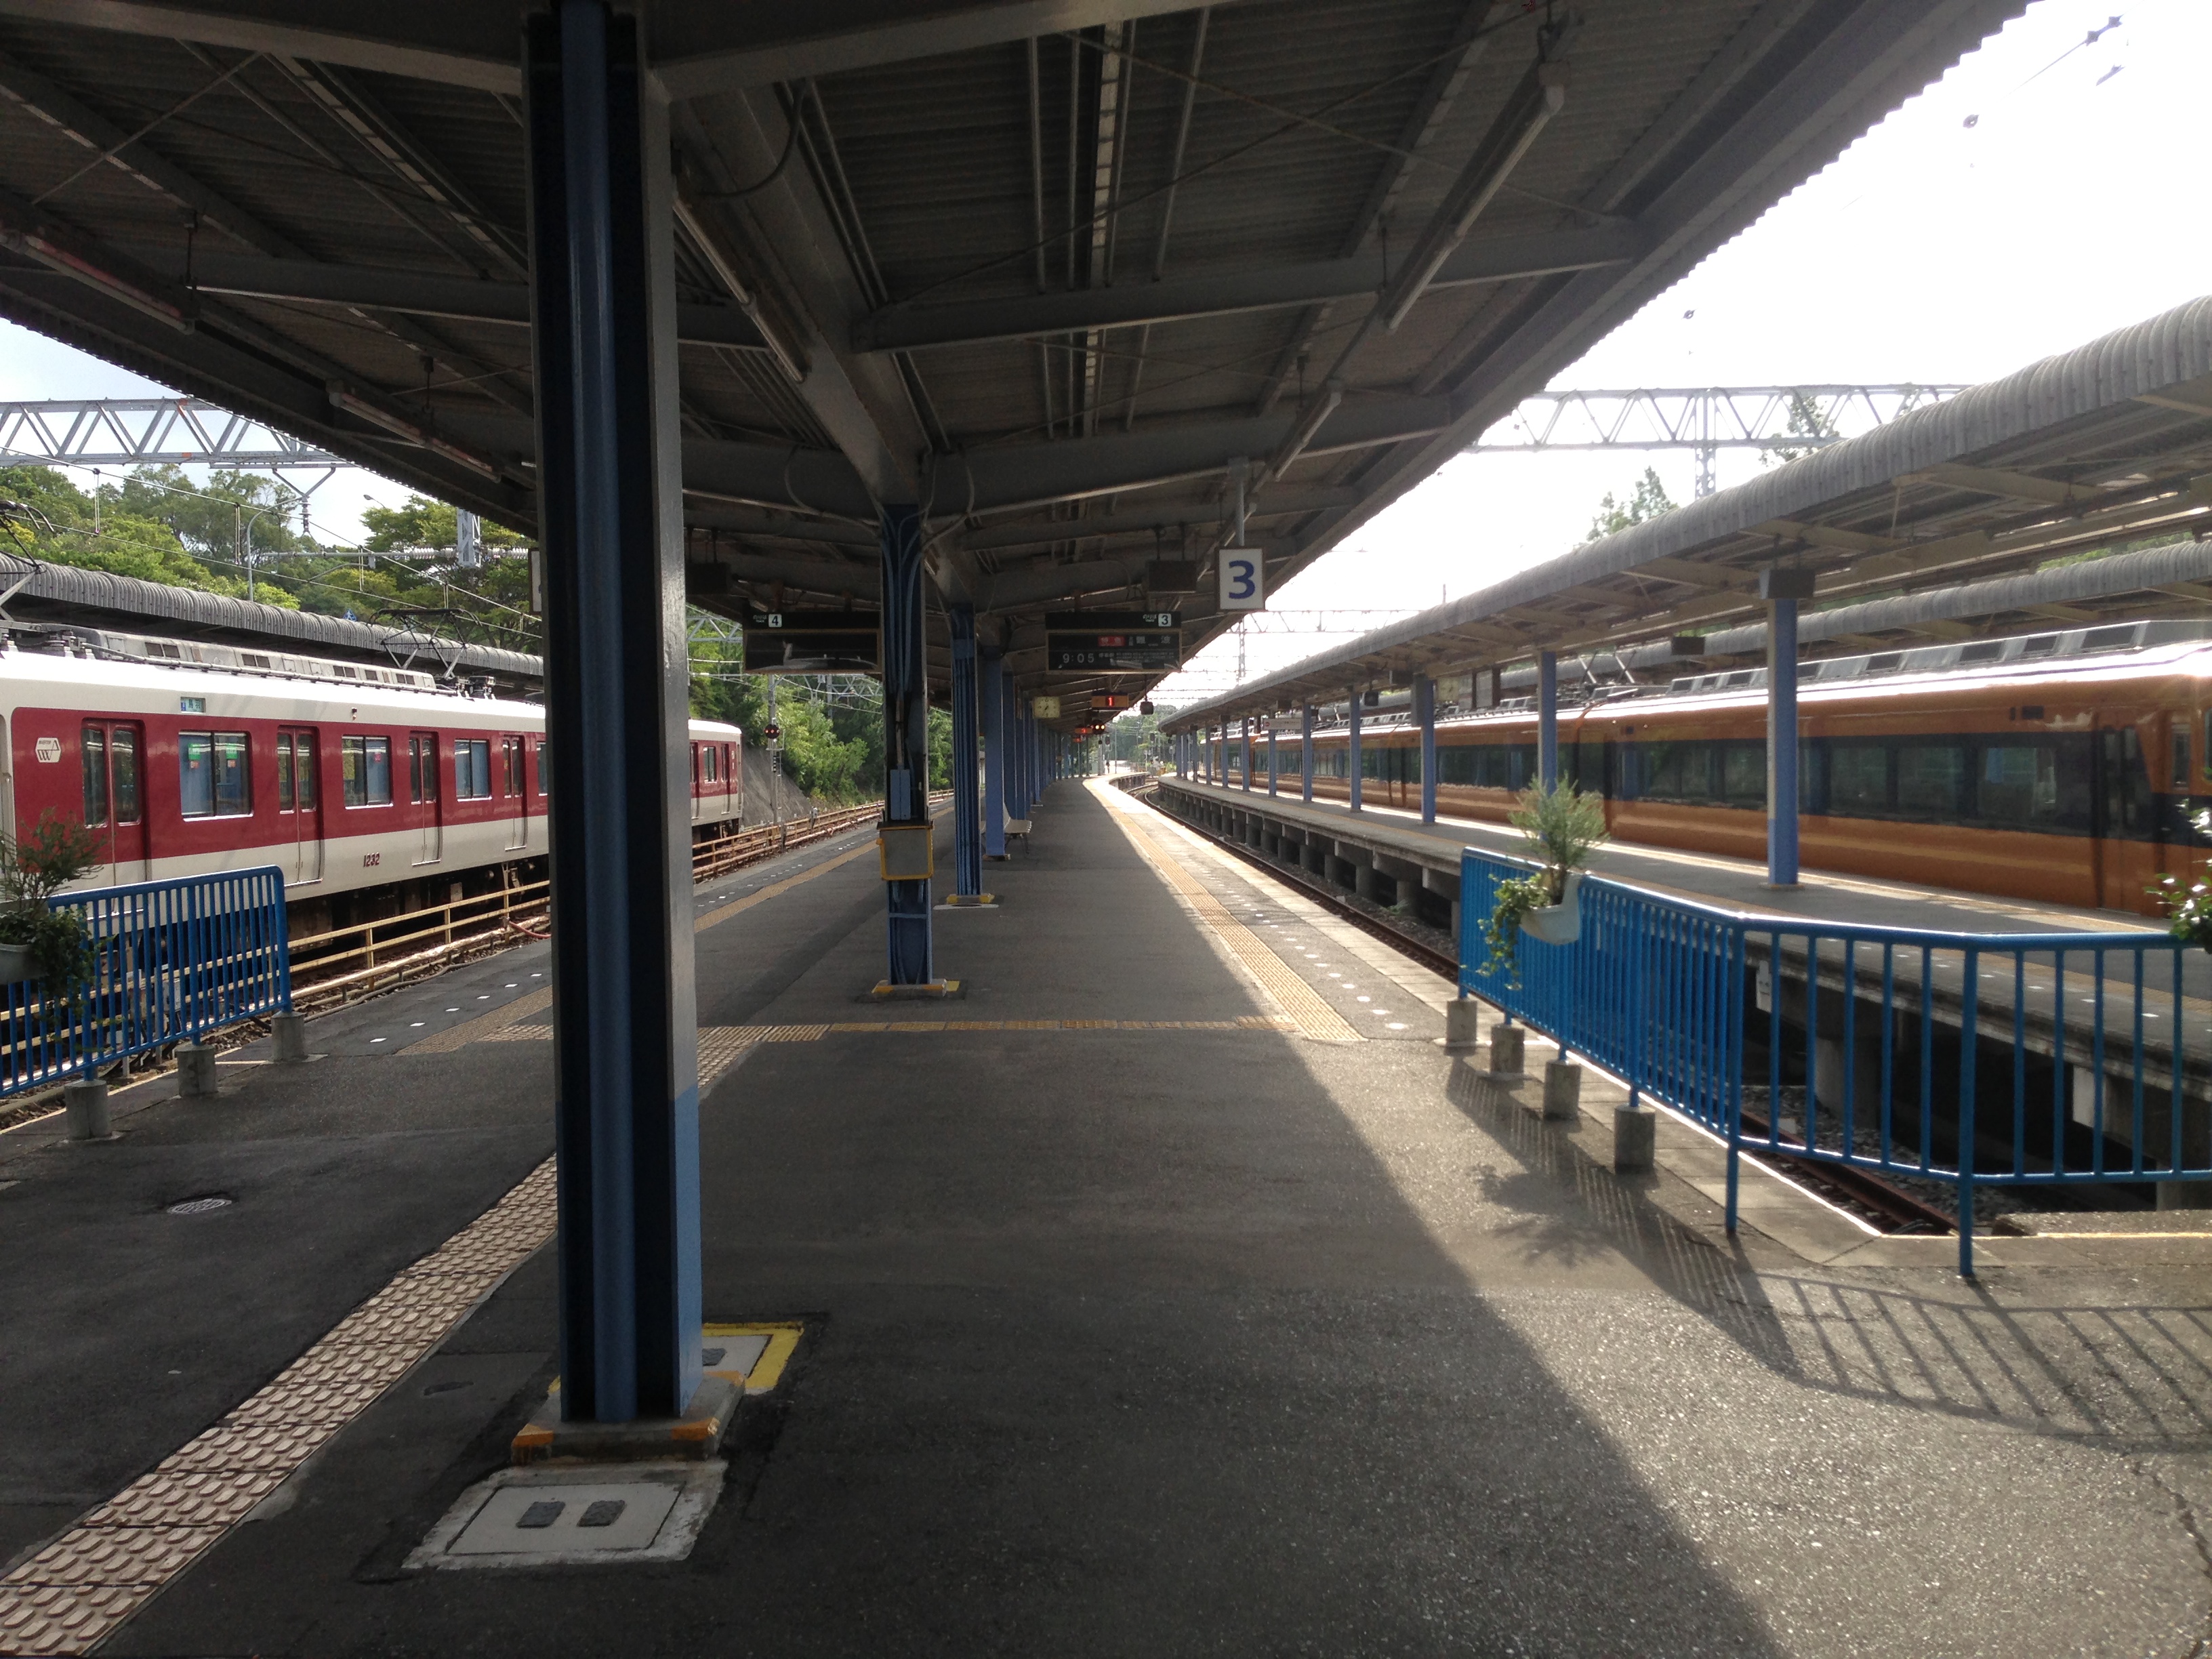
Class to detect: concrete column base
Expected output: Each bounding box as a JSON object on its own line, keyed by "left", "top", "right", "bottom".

{"left": 64, "top": 1078, "right": 113, "bottom": 1141}
{"left": 271, "top": 1011, "right": 310, "bottom": 1062}
{"left": 176, "top": 1042, "right": 218, "bottom": 1097}
{"left": 1614, "top": 1103, "right": 1656, "bottom": 1171}
{"left": 1540, "top": 1060, "right": 1582, "bottom": 1122}
{"left": 1486, "top": 1025, "right": 1525, "bottom": 1079}
{"left": 1444, "top": 998, "right": 1481, "bottom": 1054}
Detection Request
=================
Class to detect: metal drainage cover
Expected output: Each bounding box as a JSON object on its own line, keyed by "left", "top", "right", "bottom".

{"left": 168, "top": 1195, "right": 232, "bottom": 1216}
{"left": 407, "top": 1462, "right": 724, "bottom": 1570}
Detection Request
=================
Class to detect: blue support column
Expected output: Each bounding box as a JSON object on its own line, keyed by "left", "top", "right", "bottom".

{"left": 1415, "top": 674, "right": 1437, "bottom": 824}
{"left": 524, "top": 0, "right": 699, "bottom": 1424}
{"left": 981, "top": 640, "right": 1008, "bottom": 859}
{"left": 1242, "top": 716, "right": 1252, "bottom": 792}
{"left": 1768, "top": 595, "right": 1801, "bottom": 886}
{"left": 1267, "top": 724, "right": 1279, "bottom": 796}
{"left": 1347, "top": 691, "right": 1364, "bottom": 813}
{"left": 880, "top": 503, "right": 934, "bottom": 983}
{"left": 948, "top": 604, "right": 982, "bottom": 897}
{"left": 1538, "top": 650, "right": 1559, "bottom": 791}
{"left": 1300, "top": 705, "right": 1315, "bottom": 803}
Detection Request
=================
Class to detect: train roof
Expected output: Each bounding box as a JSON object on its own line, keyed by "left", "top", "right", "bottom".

{"left": 1284, "top": 619, "right": 2212, "bottom": 737}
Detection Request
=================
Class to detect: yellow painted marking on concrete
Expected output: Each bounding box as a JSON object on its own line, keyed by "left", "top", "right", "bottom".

{"left": 695, "top": 838, "right": 880, "bottom": 933}
{"left": 1093, "top": 782, "right": 1359, "bottom": 1042}
{"left": 408, "top": 985, "right": 552, "bottom": 1053}
{"left": 703, "top": 1322, "right": 804, "bottom": 1393}
{"left": 2009, "top": 1230, "right": 2212, "bottom": 1240}
{"left": 0, "top": 1162, "right": 559, "bottom": 1655}
{"left": 439, "top": 1015, "right": 1297, "bottom": 1061}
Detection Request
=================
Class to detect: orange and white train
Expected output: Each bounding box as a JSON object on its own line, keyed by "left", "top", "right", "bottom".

{"left": 1223, "top": 619, "right": 2212, "bottom": 916}
{"left": 0, "top": 629, "right": 740, "bottom": 930}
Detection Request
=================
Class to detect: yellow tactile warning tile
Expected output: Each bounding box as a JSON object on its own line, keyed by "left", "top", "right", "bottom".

{"left": 1092, "top": 783, "right": 1360, "bottom": 1043}
{"left": 407, "top": 984, "right": 552, "bottom": 1054}
{"left": 0, "top": 1162, "right": 561, "bottom": 1658}
{"left": 694, "top": 838, "right": 881, "bottom": 933}
{"left": 449, "top": 1018, "right": 1298, "bottom": 1055}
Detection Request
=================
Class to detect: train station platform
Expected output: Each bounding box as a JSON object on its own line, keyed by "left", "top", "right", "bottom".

{"left": 4, "top": 781, "right": 2210, "bottom": 1656}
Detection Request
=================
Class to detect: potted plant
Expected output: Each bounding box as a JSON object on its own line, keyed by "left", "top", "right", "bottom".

{"left": 2158, "top": 809, "right": 2212, "bottom": 954}
{"left": 1483, "top": 779, "right": 1609, "bottom": 978}
{"left": 0, "top": 811, "right": 104, "bottom": 985}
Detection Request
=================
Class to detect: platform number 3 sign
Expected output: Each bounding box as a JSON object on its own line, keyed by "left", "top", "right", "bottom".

{"left": 1219, "top": 548, "right": 1265, "bottom": 611}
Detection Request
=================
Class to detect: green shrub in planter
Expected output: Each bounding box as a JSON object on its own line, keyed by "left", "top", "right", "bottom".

{"left": 2158, "top": 808, "right": 2212, "bottom": 954}
{"left": 1483, "top": 779, "right": 1609, "bottom": 982}
{"left": 0, "top": 811, "right": 104, "bottom": 985}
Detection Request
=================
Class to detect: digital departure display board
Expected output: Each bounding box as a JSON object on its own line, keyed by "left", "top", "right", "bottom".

{"left": 1044, "top": 611, "right": 1181, "bottom": 674}
{"left": 741, "top": 610, "right": 880, "bottom": 674}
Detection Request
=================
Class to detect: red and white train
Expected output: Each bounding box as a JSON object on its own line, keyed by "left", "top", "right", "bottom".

{"left": 0, "top": 630, "right": 741, "bottom": 932}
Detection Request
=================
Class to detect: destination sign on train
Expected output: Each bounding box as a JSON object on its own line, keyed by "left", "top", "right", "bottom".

{"left": 742, "top": 610, "right": 881, "bottom": 675}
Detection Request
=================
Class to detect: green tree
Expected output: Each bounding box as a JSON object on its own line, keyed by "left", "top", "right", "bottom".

{"left": 1762, "top": 392, "right": 1839, "bottom": 468}
{"left": 0, "top": 464, "right": 291, "bottom": 603}
{"left": 1583, "top": 466, "right": 1677, "bottom": 545}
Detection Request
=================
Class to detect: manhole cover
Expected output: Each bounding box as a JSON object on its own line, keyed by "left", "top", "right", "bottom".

{"left": 167, "top": 1195, "right": 232, "bottom": 1216}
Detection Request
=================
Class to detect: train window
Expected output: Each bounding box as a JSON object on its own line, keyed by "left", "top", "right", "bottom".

{"left": 180, "top": 733, "right": 251, "bottom": 818}
{"left": 455, "top": 740, "right": 492, "bottom": 800}
{"left": 1980, "top": 742, "right": 2060, "bottom": 823}
{"left": 1896, "top": 741, "right": 1965, "bottom": 816}
{"left": 535, "top": 739, "right": 548, "bottom": 797}
{"left": 409, "top": 736, "right": 440, "bottom": 805}
{"left": 276, "top": 733, "right": 317, "bottom": 812}
{"left": 502, "top": 737, "right": 524, "bottom": 798}
{"left": 1721, "top": 742, "right": 1763, "bottom": 806}
{"left": 81, "top": 726, "right": 106, "bottom": 826}
{"left": 111, "top": 728, "right": 139, "bottom": 824}
{"left": 2173, "top": 723, "right": 2191, "bottom": 791}
{"left": 342, "top": 735, "right": 392, "bottom": 807}
{"left": 701, "top": 745, "right": 719, "bottom": 785}
{"left": 1828, "top": 743, "right": 1889, "bottom": 814}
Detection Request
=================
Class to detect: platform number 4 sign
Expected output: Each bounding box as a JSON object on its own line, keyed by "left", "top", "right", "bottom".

{"left": 1219, "top": 548, "right": 1264, "bottom": 611}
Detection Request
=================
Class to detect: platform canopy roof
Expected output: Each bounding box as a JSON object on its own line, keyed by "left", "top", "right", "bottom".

{"left": 1163, "top": 295, "right": 2212, "bottom": 733}
{"left": 0, "top": 0, "right": 2024, "bottom": 722}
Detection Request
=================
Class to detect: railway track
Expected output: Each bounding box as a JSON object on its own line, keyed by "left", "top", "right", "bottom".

{"left": 1129, "top": 779, "right": 1959, "bottom": 1237}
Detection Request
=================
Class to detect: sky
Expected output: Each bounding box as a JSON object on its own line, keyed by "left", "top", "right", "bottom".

{"left": 1162, "top": 0, "right": 2211, "bottom": 701}
{"left": 0, "top": 1, "right": 2201, "bottom": 680}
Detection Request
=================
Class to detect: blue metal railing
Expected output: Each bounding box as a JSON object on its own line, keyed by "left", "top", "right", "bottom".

{"left": 0, "top": 865, "right": 291, "bottom": 1099}
{"left": 1456, "top": 848, "right": 2207, "bottom": 1274}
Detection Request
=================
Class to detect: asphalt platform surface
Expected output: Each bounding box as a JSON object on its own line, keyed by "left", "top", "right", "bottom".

{"left": 3, "top": 781, "right": 2208, "bottom": 1656}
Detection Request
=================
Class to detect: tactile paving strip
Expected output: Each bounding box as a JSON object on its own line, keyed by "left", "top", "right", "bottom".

{"left": 1097, "top": 789, "right": 1361, "bottom": 1043}
{"left": 0, "top": 1161, "right": 560, "bottom": 1656}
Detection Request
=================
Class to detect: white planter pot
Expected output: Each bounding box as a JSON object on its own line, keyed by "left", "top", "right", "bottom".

{"left": 0, "top": 943, "right": 37, "bottom": 982}
{"left": 1519, "top": 872, "right": 1583, "bottom": 946}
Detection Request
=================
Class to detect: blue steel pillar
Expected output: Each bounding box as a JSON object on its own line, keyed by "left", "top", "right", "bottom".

{"left": 880, "top": 504, "right": 934, "bottom": 983}
{"left": 981, "top": 640, "right": 1008, "bottom": 859}
{"left": 1267, "top": 724, "right": 1279, "bottom": 796}
{"left": 1300, "top": 705, "right": 1315, "bottom": 803}
{"left": 1415, "top": 675, "right": 1437, "bottom": 824}
{"left": 1538, "top": 650, "right": 1559, "bottom": 791}
{"left": 1347, "top": 690, "right": 1364, "bottom": 813}
{"left": 1767, "top": 590, "right": 1802, "bottom": 886}
{"left": 948, "top": 604, "right": 982, "bottom": 897}
{"left": 1242, "top": 716, "right": 1252, "bottom": 792}
{"left": 525, "top": 0, "right": 699, "bottom": 1425}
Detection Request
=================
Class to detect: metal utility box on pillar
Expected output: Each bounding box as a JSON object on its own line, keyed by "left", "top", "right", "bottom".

{"left": 878, "top": 504, "right": 940, "bottom": 986}
{"left": 524, "top": 0, "right": 702, "bottom": 1430}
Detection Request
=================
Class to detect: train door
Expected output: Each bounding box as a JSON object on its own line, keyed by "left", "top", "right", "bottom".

{"left": 409, "top": 733, "right": 443, "bottom": 865}
{"left": 501, "top": 735, "right": 527, "bottom": 850}
{"left": 80, "top": 720, "right": 148, "bottom": 884}
{"left": 2093, "top": 725, "right": 2150, "bottom": 909}
{"left": 276, "top": 727, "right": 325, "bottom": 884}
